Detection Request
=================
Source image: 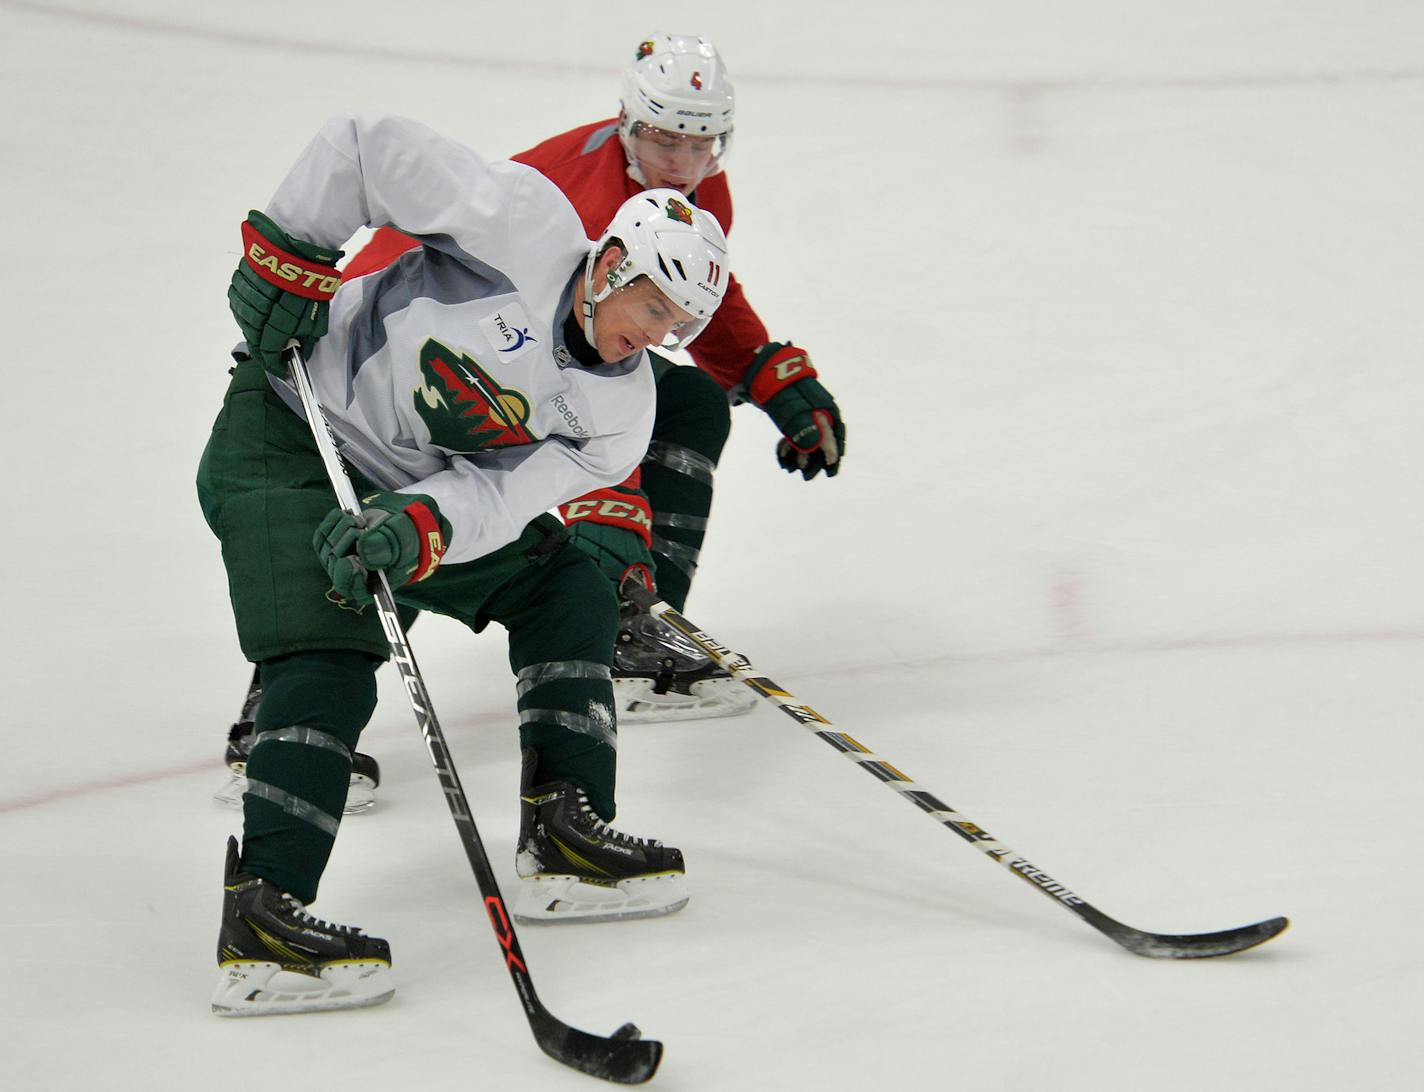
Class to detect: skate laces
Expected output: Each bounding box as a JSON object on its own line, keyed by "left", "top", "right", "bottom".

{"left": 576, "top": 793, "right": 659, "bottom": 848}
{"left": 281, "top": 894, "right": 363, "bottom": 936}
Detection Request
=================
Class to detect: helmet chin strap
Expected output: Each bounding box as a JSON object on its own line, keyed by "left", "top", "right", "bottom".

{"left": 618, "top": 112, "right": 649, "bottom": 188}
{"left": 624, "top": 157, "right": 649, "bottom": 188}
{"left": 581, "top": 248, "right": 619, "bottom": 349}
{"left": 580, "top": 252, "right": 599, "bottom": 348}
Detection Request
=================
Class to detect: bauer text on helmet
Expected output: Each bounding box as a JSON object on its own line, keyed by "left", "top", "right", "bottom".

{"left": 582, "top": 189, "right": 729, "bottom": 356}
{"left": 620, "top": 32, "right": 735, "bottom": 194}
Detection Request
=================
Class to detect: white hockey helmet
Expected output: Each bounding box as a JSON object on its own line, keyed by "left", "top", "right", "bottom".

{"left": 619, "top": 32, "right": 735, "bottom": 188}
{"left": 583, "top": 188, "right": 730, "bottom": 353}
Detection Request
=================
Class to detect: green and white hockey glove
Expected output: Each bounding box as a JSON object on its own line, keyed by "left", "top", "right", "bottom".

{"left": 228, "top": 210, "right": 344, "bottom": 374}
{"left": 313, "top": 490, "right": 450, "bottom": 606}
{"left": 744, "top": 342, "right": 846, "bottom": 480}
{"left": 560, "top": 481, "right": 656, "bottom": 593}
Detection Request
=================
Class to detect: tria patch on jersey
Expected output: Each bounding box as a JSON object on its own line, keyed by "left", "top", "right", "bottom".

{"left": 479, "top": 305, "right": 539, "bottom": 360}
{"left": 414, "top": 338, "right": 536, "bottom": 453}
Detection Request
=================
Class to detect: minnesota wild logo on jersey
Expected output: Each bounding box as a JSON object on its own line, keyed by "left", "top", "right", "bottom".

{"left": 414, "top": 337, "right": 535, "bottom": 452}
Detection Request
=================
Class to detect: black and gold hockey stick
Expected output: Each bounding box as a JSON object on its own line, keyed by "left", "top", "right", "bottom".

{"left": 623, "top": 583, "right": 1287, "bottom": 959}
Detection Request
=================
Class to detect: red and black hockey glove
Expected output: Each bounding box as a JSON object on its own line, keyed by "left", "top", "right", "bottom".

{"left": 228, "top": 210, "right": 344, "bottom": 373}
{"left": 744, "top": 342, "right": 846, "bottom": 480}
{"left": 313, "top": 490, "right": 450, "bottom": 606}
{"left": 560, "top": 480, "right": 657, "bottom": 594}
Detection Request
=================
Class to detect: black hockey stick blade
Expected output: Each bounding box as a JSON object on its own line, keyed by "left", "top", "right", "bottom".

{"left": 1083, "top": 906, "right": 1289, "bottom": 959}
{"left": 531, "top": 1013, "right": 662, "bottom": 1084}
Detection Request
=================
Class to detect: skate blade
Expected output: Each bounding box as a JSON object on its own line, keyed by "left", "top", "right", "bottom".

{"left": 212, "top": 773, "right": 246, "bottom": 810}
{"left": 213, "top": 773, "right": 377, "bottom": 815}
{"left": 211, "top": 960, "right": 393, "bottom": 1016}
{"left": 343, "top": 774, "right": 377, "bottom": 814}
{"left": 614, "top": 677, "right": 757, "bottom": 724}
{"left": 512, "top": 871, "right": 689, "bottom": 925}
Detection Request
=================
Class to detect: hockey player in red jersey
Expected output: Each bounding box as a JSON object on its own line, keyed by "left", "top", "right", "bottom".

{"left": 214, "top": 33, "right": 844, "bottom": 811}
{"left": 352, "top": 33, "right": 845, "bottom": 721}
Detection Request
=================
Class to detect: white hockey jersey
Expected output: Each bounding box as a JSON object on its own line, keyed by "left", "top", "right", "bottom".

{"left": 259, "top": 112, "right": 655, "bottom": 565}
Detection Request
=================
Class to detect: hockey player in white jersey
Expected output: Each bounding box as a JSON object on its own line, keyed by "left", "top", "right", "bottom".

{"left": 212, "top": 33, "right": 850, "bottom": 812}
{"left": 200, "top": 112, "right": 729, "bottom": 1015}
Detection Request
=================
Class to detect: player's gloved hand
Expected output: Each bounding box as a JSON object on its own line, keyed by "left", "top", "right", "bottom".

{"left": 229, "top": 210, "right": 344, "bottom": 374}
{"left": 313, "top": 491, "right": 449, "bottom": 605}
{"left": 744, "top": 342, "right": 846, "bottom": 480}
{"left": 560, "top": 484, "right": 656, "bottom": 593}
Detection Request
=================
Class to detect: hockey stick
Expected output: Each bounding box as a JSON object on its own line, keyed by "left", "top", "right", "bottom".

{"left": 622, "top": 584, "right": 1288, "bottom": 959}
{"left": 287, "top": 346, "right": 661, "bottom": 1083}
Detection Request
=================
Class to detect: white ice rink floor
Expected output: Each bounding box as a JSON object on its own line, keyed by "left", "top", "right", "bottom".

{"left": 2, "top": 2, "right": 1421, "bottom": 1089}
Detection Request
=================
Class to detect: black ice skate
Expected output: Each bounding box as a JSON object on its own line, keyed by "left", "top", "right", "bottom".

{"left": 212, "top": 837, "right": 393, "bottom": 1016}
{"left": 514, "top": 774, "right": 688, "bottom": 924}
{"left": 612, "top": 605, "right": 756, "bottom": 723}
{"left": 213, "top": 690, "right": 381, "bottom": 814}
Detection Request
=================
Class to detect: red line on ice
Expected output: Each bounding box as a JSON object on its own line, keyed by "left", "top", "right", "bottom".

{"left": 2, "top": 626, "right": 1419, "bottom": 816}
{"left": 0, "top": 757, "right": 218, "bottom": 816}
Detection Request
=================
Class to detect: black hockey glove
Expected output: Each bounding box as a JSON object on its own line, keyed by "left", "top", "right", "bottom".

{"left": 228, "top": 210, "right": 344, "bottom": 374}
{"left": 744, "top": 342, "right": 846, "bottom": 479}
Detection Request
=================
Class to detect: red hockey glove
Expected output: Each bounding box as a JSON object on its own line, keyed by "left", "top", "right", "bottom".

{"left": 228, "top": 210, "right": 344, "bottom": 373}
{"left": 744, "top": 342, "right": 846, "bottom": 480}
{"left": 560, "top": 482, "right": 657, "bottom": 593}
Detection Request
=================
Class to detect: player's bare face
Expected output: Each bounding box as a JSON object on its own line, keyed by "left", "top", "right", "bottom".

{"left": 594, "top": 276, "right": 696, "bottom": 362}
{"left": 630, "top": 125, "right": 720, "bottom": 194}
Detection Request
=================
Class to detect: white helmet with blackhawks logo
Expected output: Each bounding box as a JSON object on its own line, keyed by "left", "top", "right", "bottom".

{"left": 583, "top": 188, "right": 729, "bottom": 352}
{"left": 619, "top": 32, "right": 735, "bottom": 186}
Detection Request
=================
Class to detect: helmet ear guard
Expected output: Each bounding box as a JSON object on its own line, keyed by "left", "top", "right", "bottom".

{"left": 582, "top": 189, "right": 730, "bottom": 355}
{"left": 598, "top": 241, "right": 627, "bottom": 289}
{"left": 608, "top": 252, "right": 638, "bottom": 292}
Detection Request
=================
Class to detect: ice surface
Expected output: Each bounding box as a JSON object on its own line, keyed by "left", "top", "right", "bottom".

{"left": 2, "top": 1, "right": 1421, "bottom": 1088}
